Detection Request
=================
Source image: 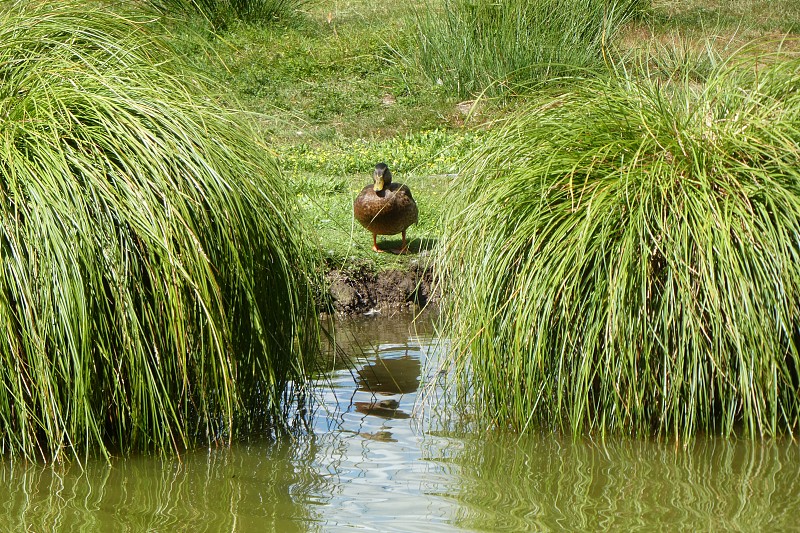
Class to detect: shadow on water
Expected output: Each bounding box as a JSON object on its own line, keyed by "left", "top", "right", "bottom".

{"left": 2, "top": 311, "right": 800, "bottom": 531}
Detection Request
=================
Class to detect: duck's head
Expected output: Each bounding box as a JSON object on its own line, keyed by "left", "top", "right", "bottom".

{"left": 373, "top": 163, "right": 392, "bottom": 192}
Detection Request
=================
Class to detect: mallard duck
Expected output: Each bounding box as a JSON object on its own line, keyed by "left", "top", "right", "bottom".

{"left": 354, "top": 163, "right": 418, "bottom": 253}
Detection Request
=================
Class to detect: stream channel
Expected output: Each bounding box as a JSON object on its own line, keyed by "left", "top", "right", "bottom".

{"left": 1, "top": 311, "right": 799, "bottom": 531}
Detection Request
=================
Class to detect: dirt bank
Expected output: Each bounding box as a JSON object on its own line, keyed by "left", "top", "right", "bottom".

{"left": 324, "top": 263, "right": 436, "bottom": 316}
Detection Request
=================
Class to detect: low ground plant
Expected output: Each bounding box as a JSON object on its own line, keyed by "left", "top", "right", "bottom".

{"left": 436, "top": 53, "right": 800, "bottom": 438}
{"left": 281, "top": 129, "right": 479, "bottom": 176}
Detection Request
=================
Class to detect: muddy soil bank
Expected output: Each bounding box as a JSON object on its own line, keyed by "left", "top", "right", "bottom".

{"left": 324, "top": 262, "right": 437, "bottom": 316}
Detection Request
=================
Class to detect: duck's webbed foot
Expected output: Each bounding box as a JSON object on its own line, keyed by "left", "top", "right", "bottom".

{"left": 372, "top": 234, "right": 384, "bottom": 253}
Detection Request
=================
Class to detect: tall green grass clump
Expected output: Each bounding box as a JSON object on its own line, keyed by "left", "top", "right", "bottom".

{"left": 436, "top": 54, "right": 800, "bottom": 438}
{"left": 0, "top": 1, "right": 319, "bottom": 460}
{"left": 412, "top": 0, "right": 647, "bottom": 98}
{"left": 151, "top": 0, "right": 306, "bottom": 28}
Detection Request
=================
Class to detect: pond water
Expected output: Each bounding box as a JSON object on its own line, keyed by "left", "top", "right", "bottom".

{"left": 1, "top": 312, "right": 799, "bottom": 531}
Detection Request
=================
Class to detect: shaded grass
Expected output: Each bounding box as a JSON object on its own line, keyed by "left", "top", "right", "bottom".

{"left": 0, "top": 1, "right": 319, "bottom": 460}
{"left": 435, "top": 53, "right": 800, "bottom": 438}
{"left": 150, "top": 0, "right": 308, "bottom": 29}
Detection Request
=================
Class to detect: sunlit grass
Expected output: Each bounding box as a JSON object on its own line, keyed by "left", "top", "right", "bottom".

{"left": 281, "top": 129, "right": 480, "bottom": 176}
{"left": 0, "top": 1, "right": 319, "bottom": 460}
{"left": 617, "top": 1, "right": 800, "bottom": 85}
{"left": 436, "top": 52, "right": 800, "bottom": 438}
{"left": 647, "top": 0, "right": 800, "bottom": 34}
{"left": 410, "top": 0, "right": 647, "bottom": 98}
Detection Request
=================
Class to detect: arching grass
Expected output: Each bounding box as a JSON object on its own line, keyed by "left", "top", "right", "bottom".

{"left": 411, "top": 0, "right": 647, "bottom": 98}
{"left": 436, "top": 52, "right": 800, "bottom": 439}
{"left": 0, "top": 1, "right": 319, "bottom": 460}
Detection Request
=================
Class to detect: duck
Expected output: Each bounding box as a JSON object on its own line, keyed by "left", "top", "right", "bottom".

{"left": 354, "top": 163, "right": 418, "bottom": 253}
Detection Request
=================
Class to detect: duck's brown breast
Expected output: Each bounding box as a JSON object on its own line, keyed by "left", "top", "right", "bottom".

{"left": 354, "top": 183, "right": 418, "bottom": 236}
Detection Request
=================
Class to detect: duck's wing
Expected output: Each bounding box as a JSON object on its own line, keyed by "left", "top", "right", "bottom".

{"left": 391, "top": 183, "right": 415, "bottom": 201}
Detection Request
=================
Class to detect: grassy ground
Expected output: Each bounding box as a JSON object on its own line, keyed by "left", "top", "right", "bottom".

{"left": 171, "top": 0, "right": 800, "bottom": 274}
{"left": 648, "top": 0, "right": 800, "bottom": 34}
{"left": 169, "top": 0, "right": 482, "bottom": 271}
{"left": 620, "top": 0, "right": 800, "bottom": 78}
{"left": 202, "top": 1, "right": 460, "bottom": 143}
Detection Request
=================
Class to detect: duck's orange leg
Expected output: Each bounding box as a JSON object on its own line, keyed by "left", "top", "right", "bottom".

{"left": 372, "top": 233, "right": 384, "bottom": 253}
{"left": 398, "top": 230, "right": 409, "bottom": 254}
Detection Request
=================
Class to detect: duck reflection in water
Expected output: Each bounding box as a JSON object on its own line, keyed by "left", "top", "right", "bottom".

{"left": 354, "top": 352, "right": 421, "bottom": 420}
{"left": 354, "top": 398, "right": 409, "bottom": 420}
{"left": 356, "top": 354, "right": 420, "bottom": 394}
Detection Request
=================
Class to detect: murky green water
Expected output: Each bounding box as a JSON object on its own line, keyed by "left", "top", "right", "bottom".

{"left": 1, "top": 312, "right": 799, "bottom": 531}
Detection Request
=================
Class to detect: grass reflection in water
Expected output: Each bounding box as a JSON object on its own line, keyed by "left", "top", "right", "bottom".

{"left": 443, "top": 432, "right": 800, "bottom": 532}
{"left": 0, "top": 437, "right": 326, "bottom": 532}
